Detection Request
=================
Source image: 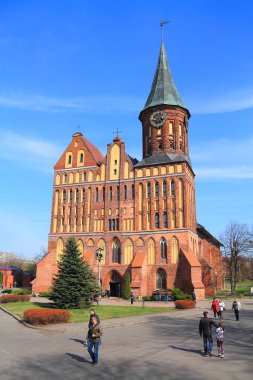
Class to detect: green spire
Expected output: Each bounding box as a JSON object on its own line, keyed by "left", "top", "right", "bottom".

{"left": 143, "top": 42, "right": 185, "bottom": 110}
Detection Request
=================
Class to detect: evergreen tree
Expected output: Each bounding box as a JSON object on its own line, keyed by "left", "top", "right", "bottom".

{"left": 50, "top": 236, "right": 100, "bottom": 308}
{"left": 122, "top": 272, "right": 131, "bottom": 300}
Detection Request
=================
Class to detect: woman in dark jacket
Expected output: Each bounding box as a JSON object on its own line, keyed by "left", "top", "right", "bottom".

{"left": 87, "top": 315, "right": 103, "bottom": 365}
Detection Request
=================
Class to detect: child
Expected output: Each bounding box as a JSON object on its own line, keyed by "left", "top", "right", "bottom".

{"left": 216, "top": 323, "right": 225, "bottom": 358}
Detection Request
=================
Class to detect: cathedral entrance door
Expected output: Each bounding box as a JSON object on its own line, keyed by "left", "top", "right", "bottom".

{"left": 109, "top": 271, "right": 122, "bottom": 297}
{"left": 110, "top": 282, "right": 121, "bottom": 297}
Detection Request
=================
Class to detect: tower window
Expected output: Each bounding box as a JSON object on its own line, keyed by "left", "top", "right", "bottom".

{"left": 158, "top": 141, "right": 163, "bottom": 150}
{"left": 147, "top": 182, "right": 151, "bottom": 198}
{"left": 80, "top": 153, "right": 84, "bottom": 163}
{"left": 95, "top": 188, "right": 99, "bottom": 202}
{"left": 155, "top": 212, "right": 159, "bottom": 228}
{"left": 76, "top": 189, "right": 79, "bottom": 202}
{"left": 163, "top": 211, "right": 168, "bottom": 228}
{"left": 155, "top": 182, "right": 159, "bottom": 198}
{"left": 102, "top": 187, "right": 105, "bottom": 201}
{"left": 114, "top": 169, "right": 117, "bottom": 175}
{"left": 83, "top": 172, "right": 86, "bottom": 181}
{"left": 68, "top": 155, "right": 72, "bottom": 164}
{"left": 171, "top": 181, "right": 175, "bottom": 196}
{"left": 63, "top": 190, "right": 66, "bottom": 203}
{"left": 132, "top": 184, "right": 135, "bottom": 199}
{"left": 163, "top": 181, "right": 167, "bottom": 197}
{"left": 124, "top": 185, "right": 127, "bottom": 200}
{"left": 109, "top": 186, "right": 112, "bottom": 201}
{"left": 160, "top": 238, "right": 167, "bottom": 259}
{"left": 69, "top": 189, "right": 73, "bottom": 203}
{"left": 114, "top": 160, "right": 117, "bottom": 165}
{"left": 117, "top": 186, "right": 120, "bottom": 201}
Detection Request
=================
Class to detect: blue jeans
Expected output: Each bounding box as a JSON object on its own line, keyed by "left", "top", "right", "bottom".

{"left": 203, "top": 334, "right": 213, "bottom": 354}
{"left": 87, "top": 339, "right": 100, "bottom": 363}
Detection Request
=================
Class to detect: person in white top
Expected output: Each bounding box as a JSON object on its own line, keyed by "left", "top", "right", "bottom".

{"left": 218, "top": 298, "right": 226, "bottom": 319}
{"left": 216, "top": 323, "right": 225, "bottom": 358}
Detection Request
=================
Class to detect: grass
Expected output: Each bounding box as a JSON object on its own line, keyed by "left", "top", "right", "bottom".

{"left": 2, "top": 302, "right": 174, "bottom": 323}
{"left": 214, "top": 280, "right": 253, "bottom": 299}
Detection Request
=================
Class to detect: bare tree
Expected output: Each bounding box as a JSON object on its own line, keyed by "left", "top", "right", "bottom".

{"left": 220, "top": 222, "right": 253, "bottom": 294}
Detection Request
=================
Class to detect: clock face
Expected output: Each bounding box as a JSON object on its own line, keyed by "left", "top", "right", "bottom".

{"left": 150, "top": 111, "right": 167, "bottom": 128}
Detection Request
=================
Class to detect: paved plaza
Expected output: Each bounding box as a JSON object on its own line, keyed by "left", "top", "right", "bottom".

{"left": 0, "top": 300, "right": 252, "bottom": 380}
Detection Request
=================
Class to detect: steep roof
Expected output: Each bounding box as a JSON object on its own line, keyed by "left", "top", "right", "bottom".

{"left": 82, "top": 136, "right": 104, "bottom": 164}
{"left": 135, "top": 152, "right": 192, "bottom": 168}
{"left": 197, "top": 223, "right": 223, "bottom": 247}
{"left": 143, "top": 42, "right": 185, "bottom": 111}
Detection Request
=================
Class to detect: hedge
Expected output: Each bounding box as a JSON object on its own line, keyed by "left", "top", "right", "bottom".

{"left": 24, "top": 309, "right": 72, "bottom": 325}
{"left": 0, "top": 295, "right": 31, "bottom": 303}
{"left": 175, "top": 300, "right": 196, "bottom": 309}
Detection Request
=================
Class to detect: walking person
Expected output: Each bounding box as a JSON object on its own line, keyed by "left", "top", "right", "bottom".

{"left": 216, "top": 323, "right": 225, "bottom": 358}
{"left": 87, "top": 315, "right": 102, "bottom": 365}
{"left": 218, "top": 298, "right": 226, "bottom": 319}
{"left": 211, "top": 297, "right": 219, "bottom": 318}
{"left": 130, "top": 291, "right": 134, "bottom": 305}
{"left": 84, "top": 309, "right": 100, "bottom": 347}
{"left": 164, "top": 293, "right": 169, "bottom": 303}
{"left": 232, "top": 299, "right": 241, "bottom": 321}
{"left": 199, "top": 311, "right": 217, "bottom": 357}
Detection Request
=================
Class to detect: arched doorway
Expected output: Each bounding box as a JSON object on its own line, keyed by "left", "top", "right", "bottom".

{"left": 109, "top": 270, "right": 122, "bottom": 297}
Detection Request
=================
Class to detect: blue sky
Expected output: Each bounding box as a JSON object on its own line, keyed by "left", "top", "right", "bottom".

{"left": 0, "top": 0, "right": 252, "bottom": 259}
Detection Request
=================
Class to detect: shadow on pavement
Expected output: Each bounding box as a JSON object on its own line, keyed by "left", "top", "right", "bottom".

{"left": 169, "top": 345, "right": 203, "bottom": 356}
{"left": 65, "top": 352, "right": 90, "bottom": 364}
{"left": 70, "top": 338, "right": 85, "bottom": 345}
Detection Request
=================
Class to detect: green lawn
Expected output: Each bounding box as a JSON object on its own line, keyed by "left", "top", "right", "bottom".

{"left": 2, "top": 302, "right": 174, "bottom": 323}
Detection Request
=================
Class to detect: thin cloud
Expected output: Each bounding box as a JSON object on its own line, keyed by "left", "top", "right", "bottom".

{"left": 0, "top": 93, "right": 142, "bottom": 113}
{"left": 192, "top": 137, "right": 253, "bottom": 180}
{"left": 195, "top": 166, "right": 253, "bottom": 179}
{"left": 191, "top": 137, "right": 253, "bottom": 163}
{"left": 0, "top": 130, "right": 62, "bottom": 172}
{"left": 189, "top": 87, "right": 253, "bottom": 114}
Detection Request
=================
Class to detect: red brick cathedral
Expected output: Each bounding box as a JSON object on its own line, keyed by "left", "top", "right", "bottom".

{"left": 33, "top": 42, "right": 223, "bottom": 299}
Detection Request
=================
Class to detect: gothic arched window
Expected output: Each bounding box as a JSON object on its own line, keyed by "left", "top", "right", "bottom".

{"left": 160, "top": 238, "right": 167, "bottom": 259}
{"left": 156, "top": 268, "right": 167, "bottom": 289}
{"left": 112, "top": 238, "right": 121, "bottom": 264}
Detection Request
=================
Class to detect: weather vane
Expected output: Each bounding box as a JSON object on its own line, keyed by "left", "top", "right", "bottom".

{"left": 113, "top": 128, "right": 122, "bottom": 138}
{"left": 160, "top": 20, "right": 170, "bottom": 41}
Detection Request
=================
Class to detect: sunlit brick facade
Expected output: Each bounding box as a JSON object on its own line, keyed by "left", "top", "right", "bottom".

{"left": 32, "top": 42, "right": 223, "bottom": 299}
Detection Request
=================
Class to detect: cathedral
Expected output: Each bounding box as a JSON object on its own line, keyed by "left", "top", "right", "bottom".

{"left": 32, "top": 42, "right": 223, "bottom": 300}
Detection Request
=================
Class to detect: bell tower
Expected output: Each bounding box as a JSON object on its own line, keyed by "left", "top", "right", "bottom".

{"left": 139, "top": 42, "right": 191, "bottom": 163}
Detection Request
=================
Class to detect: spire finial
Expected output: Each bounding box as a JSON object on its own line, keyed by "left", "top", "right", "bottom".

{"left": 113, "top": 128, "right": 122, "bottom": 138}
{"left": 160, "top": 20, "right": 170, "bottom": 42}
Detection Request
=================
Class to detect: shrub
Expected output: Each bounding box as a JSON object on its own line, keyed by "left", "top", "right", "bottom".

{"left": 175, "top": 300, "right": 196, "bottom": 309}
{"left": 1, "top": 289, "right": 12, "bottom": 294}
{"left": 38, "top": 291, "right": 51, "bottom": 298}
{"left": 24, "top": 309, "right": 71, "bottom": 325}
{"left": 12, "top": 289, "right": 32, "bottom": 295}
{"left": 122, "top": 272, "right": 131, "bottom": 300}
{"left": 0, "top": 295, "right": 31, "bottom": 303}
{"left": 142, "top": 296, "right": 153, "bottom": 301}
{"left": 173, "top": 288, "right": 191, "bottom": 300}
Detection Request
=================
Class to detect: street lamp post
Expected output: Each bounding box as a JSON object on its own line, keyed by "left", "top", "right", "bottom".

{"left": 96, "top": 246, "right": 104, "bottom": 288}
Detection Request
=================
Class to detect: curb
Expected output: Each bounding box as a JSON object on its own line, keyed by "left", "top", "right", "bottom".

{"left": 0, "top": 304, "right": 205, "bottom": 332}
{"left": 0, "top": 306, "right": 65, "bottom": 332}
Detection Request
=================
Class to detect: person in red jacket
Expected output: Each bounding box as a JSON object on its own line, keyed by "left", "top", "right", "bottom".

{"left": 211, "top": 298, "right": 220, "bottom": 318}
